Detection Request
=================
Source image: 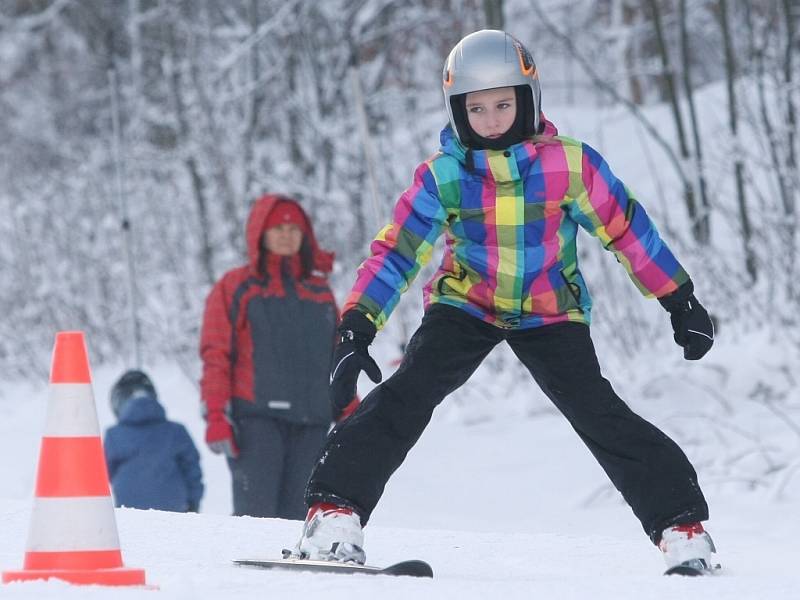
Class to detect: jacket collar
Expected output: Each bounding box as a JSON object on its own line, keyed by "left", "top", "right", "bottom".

{"left": 438, "top": 113, "right": 559, "bottom": 183}
{"left": 264, "top": 252, "right": 302, "bottom": 280}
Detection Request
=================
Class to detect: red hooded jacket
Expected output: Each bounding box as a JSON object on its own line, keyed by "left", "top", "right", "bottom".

{"left": 200, "top": 195, "right": 338, "bottom": 425}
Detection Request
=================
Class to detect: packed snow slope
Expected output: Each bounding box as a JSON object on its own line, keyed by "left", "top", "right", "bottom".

{"left": 0, "top": 358, "right": 798, "bottom": 599}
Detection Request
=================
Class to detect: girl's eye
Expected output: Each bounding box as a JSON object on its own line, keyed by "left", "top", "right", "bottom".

{"left": 498, "top": 102, "right": 511, "bottom": 110}
{"left": 468, "top": 106, "right": 483, "bottom": 113}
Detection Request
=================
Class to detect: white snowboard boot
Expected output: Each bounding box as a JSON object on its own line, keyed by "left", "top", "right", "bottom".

{"left": 293, "top": 503, "right": 366, "bottom": 564}
{"left": 659, "top": 522, "right": 716, "bottom": 571}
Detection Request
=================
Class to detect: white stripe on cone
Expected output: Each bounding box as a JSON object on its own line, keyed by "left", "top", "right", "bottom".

{"left": 26, "top": 497, "right": 121, "bottom": 552}
{"left": 44, "top": 383, "right": 101, "bottom": 437}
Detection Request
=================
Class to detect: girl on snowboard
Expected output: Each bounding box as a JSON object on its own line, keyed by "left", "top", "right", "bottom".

{"left": 294, "top": 30, "right": 716, "bottom": 573}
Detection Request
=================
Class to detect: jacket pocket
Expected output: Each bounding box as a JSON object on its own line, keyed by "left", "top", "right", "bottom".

{"left": 559, "top": 270, "right": 584, "bottom": 313}
{"left": 437, "top": 266, "right": 467, "bottom": 296}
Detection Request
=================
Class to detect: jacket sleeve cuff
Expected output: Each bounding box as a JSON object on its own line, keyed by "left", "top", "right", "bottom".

{"left": 657, "top": 279, "right": 694, "bottom": 312}
{"left": 338, "top": 310, "right": 377, "bottom": 341}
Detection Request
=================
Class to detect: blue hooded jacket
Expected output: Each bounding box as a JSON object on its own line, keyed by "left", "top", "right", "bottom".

{"left": 104, "top": 394, "right": 204, "bottom": 512}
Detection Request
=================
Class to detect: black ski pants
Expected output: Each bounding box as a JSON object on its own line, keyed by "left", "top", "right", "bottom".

{"left": 228, "top": 417, "right": 328, "bottom": 519}
{"left": 305, "top": 304, "right": 708, "bottom": 543}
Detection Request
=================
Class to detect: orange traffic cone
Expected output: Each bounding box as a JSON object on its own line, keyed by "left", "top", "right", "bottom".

{"left": 3, "top": 332, "right": 146, "bottom": 586}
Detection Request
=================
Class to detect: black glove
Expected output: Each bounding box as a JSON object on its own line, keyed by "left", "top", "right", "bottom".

{"left": 330, "top": 311, "right": 382, "bottom": 419}
{"left": 658, "top": 280, "right": 714, "bottom": 360}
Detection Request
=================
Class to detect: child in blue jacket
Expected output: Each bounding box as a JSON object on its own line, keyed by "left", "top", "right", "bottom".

{"left": 104, "top": 370, "right": 204, "bottom": 512}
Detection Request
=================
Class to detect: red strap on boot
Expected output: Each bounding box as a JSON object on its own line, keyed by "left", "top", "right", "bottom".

{"left": 670, "top": 522, "right": 705, "bottom": 538}
{"left": 306, "top": 502, "right": 354, "bottom": 520}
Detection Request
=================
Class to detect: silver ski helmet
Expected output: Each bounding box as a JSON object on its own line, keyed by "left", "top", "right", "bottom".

{"left": 442, "top": 30, "right": 541, "bottom": 144}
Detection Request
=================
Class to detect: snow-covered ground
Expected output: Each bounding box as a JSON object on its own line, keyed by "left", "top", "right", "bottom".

{"left": 1, "top": 76, "right": 797, "bottom": 597}
{"left": 0, "top": 340, "right": 798, "bottom": 599}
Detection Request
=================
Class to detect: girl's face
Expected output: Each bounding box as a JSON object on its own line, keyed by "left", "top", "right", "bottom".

{"left": 263, "top": 223, "right": 303, "bottom": 256}
{"left": 465, "top": 87, "right": 517, "bottom": 139}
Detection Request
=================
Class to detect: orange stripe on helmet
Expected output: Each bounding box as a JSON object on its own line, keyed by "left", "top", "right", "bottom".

{"left": 515, "top": 46, "right": 535, "bottom": 77}
{"left": 443, "top": 68, "right": 454, "bottom": 88}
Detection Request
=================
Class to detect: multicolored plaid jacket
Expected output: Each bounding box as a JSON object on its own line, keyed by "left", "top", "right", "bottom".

{"left": 344, "top": 123, "right": 689, "bottom": 330}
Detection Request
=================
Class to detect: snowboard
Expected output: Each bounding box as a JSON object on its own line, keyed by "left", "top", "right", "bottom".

{"left": 234, "top": 557, "right": 433, "bottom": 578}
{"left": 664, "top": 559, "right": 719, "bottom": 577}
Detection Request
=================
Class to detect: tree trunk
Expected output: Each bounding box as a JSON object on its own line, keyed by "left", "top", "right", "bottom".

{"left": 127, "top": 0, "right": 142, "bottom": 105}
{"left": 782, "top": 0, "right": 798, "bottom": 184}
{"left": 188, "top": 26, "right": 241, "bottom": 256}
{"left": 287, "top": 40, "right": 305, "bottom": 177}
{"left": 617, "top": 0, "right": 644, "bottom": 105}
{"left": 166, "top": 20, "right": 216, "bottom": 286}
{"left": 678, "top": 0, "right": 712, "bottom": 245}
{"left": 646, "top": 0, "right": 707, "bottom": 244}
{"left": 483, "top": 0, "right": 504, "bottom": 29}
{"left": 719, "top": 0, "right": 757, "bottom": 282}
{"left": 346, "top": 56, "right": 370, "bottom": 249}
{"left": 781, "top": 0, "right": 798, "bottom": 296}
{"left": 242, "top": 0, "right": 265, "bottom": 203}
{"left": 744, "top": 2, "right": 790, "bottom": 215}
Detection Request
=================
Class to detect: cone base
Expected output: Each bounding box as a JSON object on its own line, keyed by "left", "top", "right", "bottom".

{"left": 3, "top": 567, "right": 146, "bottom": 586}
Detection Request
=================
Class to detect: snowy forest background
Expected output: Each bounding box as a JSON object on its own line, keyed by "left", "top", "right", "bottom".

{"left": 1, "top": 0, "right": 799, "bottom": 506}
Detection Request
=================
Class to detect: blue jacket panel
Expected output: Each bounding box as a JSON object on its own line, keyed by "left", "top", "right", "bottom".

{"left": 104, "top": 395, "right": 204, "bottom": 512}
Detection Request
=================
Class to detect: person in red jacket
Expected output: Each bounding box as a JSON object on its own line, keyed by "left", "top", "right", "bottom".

{"left": 200, "top": 194, "right": 356, "bottom": 519}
